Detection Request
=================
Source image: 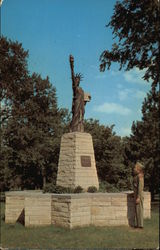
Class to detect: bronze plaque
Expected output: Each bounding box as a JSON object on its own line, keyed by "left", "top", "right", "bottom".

{"left": 81, "top": 156, "right": 91, "bottom": 167}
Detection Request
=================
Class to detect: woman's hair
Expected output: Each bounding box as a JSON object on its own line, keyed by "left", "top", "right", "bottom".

{"left": 136, "top": 161, "right": 144, "bottom": 175}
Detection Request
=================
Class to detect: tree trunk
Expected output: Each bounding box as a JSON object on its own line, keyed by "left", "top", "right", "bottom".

{"left": 43, "top": 175, "right": 46, "bottom": 189}
{"left": 150, "top": 178, "right": 155, "bottom": 202}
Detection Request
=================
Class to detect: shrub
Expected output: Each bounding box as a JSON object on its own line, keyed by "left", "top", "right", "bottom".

{"left": 0, "top": 192, "right": 5, "bottom": 202}
{"left": 87, "top": 186, "right": 97, "bottom": 193}
{"left": 43, "top": 184, "right": 84, "bottom": 194}
{"left": 43, "top": 184, "right": 74, "bottom": 194}
{"left": 74, "top": 186, "right": 83, "bottom": 193}
{"left": 43, "top": 183, "right": 57, "bottom": 193}
{"left": 99, "top": 181, "right": 119, "bottom": 193}
{"left": 53, "top": 185, "right": 72, "bottom": 194}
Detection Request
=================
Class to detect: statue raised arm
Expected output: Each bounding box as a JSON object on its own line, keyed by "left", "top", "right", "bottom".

{"left": 69, "top": 55, "right": 75, "bottom": 83}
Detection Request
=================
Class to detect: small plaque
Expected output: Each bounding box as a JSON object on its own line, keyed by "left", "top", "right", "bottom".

{"left": 81, "top": 156, "right": 91, "bottom": 167}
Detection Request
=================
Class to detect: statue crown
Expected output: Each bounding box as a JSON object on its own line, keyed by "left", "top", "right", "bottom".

{"left": 75, "top": 73, "right": 83, "bottom": 81}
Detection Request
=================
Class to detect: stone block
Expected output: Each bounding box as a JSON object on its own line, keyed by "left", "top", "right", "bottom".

{"left": 5, "top": 194, "right": 25, "bottom": 224}
{"left": 111, "top": 201, "right": 127, "bottom": 206}
{"left": 52, "top": 211, "right": 70, "bottom": 218}
{"left": 25, "top": 195, "right": 51, "bottom": 227}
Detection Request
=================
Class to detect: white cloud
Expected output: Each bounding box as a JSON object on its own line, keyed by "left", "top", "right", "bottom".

{"left": 120, "top": 127, "right": 131, "bottom": 136}
{"left": 110, "top": 70, "right": 121, "bottom": 76}
{"left": 95, "top": 74, "right": 106, "bottom": 79}
{"left": 117, "top": 83, "right": 123, "bottom": 89}
{"left": 123, "top": 68, "right": 148, "bottom": 85}
{"left": 117, "top": 88, "right": 146, "bottom": 101}
{"left": 94, "top": 102, "right": 131, "bottom": 115}
{"left": 90, "top": 65, "right": 97, "bottom": 69}
{"left": 135, "top": 90, "right": 146, "bottom": 99}
{"left": 138, "top": 108, "right": 142, "bottom": 113}
{"left": 118, "top": 89, "right": 131, "bottom": 101}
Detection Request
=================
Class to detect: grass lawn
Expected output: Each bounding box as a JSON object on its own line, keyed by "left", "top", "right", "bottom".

{"left": 0, "top": 201, "right": 159, "bottom": 249}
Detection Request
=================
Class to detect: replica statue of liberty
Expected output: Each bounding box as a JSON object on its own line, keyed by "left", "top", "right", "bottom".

{"left": 69, "top": 55, "right": 91, "bottom": 132}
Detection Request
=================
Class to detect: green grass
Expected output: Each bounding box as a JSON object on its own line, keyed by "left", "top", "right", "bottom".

{"left": 0, "top": 201, "right": 159, "bottom": 249}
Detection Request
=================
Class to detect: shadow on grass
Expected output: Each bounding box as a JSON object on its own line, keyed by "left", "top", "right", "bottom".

{"left": 127, "top": 193, "right": 135, "bottom": 227}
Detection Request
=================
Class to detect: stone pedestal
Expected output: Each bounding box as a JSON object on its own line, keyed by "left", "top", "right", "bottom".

{"left": 56, "top": 132, "right": 99, "bottom": 190}
{"left": 5, "top": 191, "right": 151, "bottom": 228}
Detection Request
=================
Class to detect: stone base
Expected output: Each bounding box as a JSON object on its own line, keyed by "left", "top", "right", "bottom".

{"left": 5, "top": 191, "right": 151, "bottom": 228}
{"left": 56, "top": 132, "right": 99, "bottom": 190}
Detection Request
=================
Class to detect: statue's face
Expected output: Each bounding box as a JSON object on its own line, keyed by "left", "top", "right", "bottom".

{"left": 75, "top": 77, "right": 80, "bottom": 85}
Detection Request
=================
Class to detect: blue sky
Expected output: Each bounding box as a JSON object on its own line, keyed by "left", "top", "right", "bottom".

{"left": 1, "top": 0, "right": 150, "bottom": 136}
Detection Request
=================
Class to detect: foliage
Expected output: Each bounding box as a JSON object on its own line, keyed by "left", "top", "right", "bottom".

{"left": 84, "top": 119, "right": 132, "bottom": 191}
{"left": 0, "top": 192, "right": 5, "bottom": 202}
{"left": 43, "top": 184, "right": 74, "bottom": 194}
{"left": 87, "top": 186, "right": 97, "bottom": 193}
{"left": 100, "top": 0, "right": 160, "bottom": 88}
{"left": 99, "top": 181, "right": 119, "bottom": 193}
{"left": 0, "top": 37, "right": 29, "bottom": 190}
{"left": 0, "top": 37, "right": 29, "bottom": 103}
{"left": 43, "top": 184, "right": 84, "bottom": 194}
{"left": 73, "top": 185, "right": 84, "bottom": 193}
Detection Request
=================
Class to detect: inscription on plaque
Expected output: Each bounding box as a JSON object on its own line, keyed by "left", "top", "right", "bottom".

{"left": 81, "top": 156, "right": 91, "bottom": 167}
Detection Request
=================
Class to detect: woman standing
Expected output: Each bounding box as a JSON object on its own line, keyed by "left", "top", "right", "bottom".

{"left": 133, "top": 162, "right": 144, "bottom": 229}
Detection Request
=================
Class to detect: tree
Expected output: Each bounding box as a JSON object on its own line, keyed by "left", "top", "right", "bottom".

{"left": 84, "top": 119, "right": 132, "bottom": 190}
{"left": 0, "top": 36, "right": 29, "bottom": 119}
{"left": 6, "top": 74, "right": 63, "bottom": 189}
{"left": 0, "top": 37, "right": 29, "bottom": 190}
{"left": 100, "top": 0, "right": 160, "bottom": 88}
{"left": 0, "top": 37, "right": 67, "bottom": 190}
